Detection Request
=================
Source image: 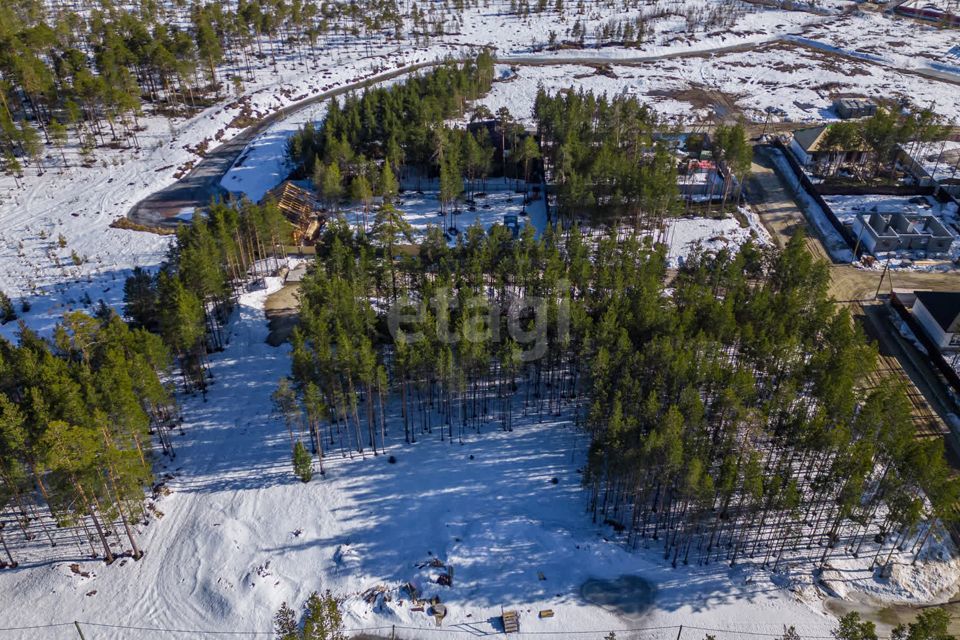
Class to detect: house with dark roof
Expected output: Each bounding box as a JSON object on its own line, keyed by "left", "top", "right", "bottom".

{"left": 913, "top": 290, "right": 960, "bottom": 351}
{"left": 788, "top": 124, "right": 871, "bottom": 172}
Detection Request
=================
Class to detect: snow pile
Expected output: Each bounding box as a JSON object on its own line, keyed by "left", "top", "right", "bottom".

{"left": 819, "top": 528, "right": 959, "bottom": 604}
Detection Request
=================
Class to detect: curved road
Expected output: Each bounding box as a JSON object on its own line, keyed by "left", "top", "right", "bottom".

{"left": 128, "top": 36, "right": 960, "bottom": 228}
{"left": 128, "top": 41, "right": 790, "bottom": 228}
{"left": 128, "top": 60, "right": 442, "bottom": 228}
{"left": 127, "top": 34, "right": 960, "bottom": 226}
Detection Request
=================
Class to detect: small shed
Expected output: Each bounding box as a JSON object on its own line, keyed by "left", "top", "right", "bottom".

{"left": 833, "top": 98, "right": 877, "bottom": 120}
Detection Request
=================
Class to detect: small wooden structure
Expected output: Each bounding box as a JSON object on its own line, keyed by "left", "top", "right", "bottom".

{"left": 502, "top": 610, "right": 519, "bottom": 634}
{"left": 262, "top": 181, "right": 323, "bottom": 244}
{"left": 538, "top": 609, "right": 554, "bottom": 619}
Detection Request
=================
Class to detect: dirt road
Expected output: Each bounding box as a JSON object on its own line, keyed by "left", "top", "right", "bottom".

{"left": 747, "top": 149, "right": 959, "bottom": 302}
{"left": 748, "top": 143, "right": 959, "bottom": 457}
{"left": 747, "top": 149, "right": 833, "bottom": 262}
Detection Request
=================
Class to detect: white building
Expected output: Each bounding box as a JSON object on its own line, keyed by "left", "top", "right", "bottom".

{"left": 788, "top": 124, "right": 871, "bottom": 171}
{"left": 913, "top": 290, "right": 960, "bottom": 351}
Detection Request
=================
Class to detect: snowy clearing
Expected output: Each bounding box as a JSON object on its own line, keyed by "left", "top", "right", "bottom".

{"left": 664, "top": 207, "right": 772, "bottom": 267}
{"left": 4, "top": 4, "right": 960, "bottom": 633}
{"left": 476, "top": 45, "right": 960, "bottom": 128}
{"left": 1, "top": 276, "right": 957, "bottom": 639}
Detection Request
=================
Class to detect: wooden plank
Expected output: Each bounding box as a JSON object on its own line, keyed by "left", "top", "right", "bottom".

{"left": 502, "top": 610, "right": 520, "bottom": 633}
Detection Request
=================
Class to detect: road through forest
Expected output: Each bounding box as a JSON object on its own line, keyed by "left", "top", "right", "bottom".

{"left": 126, "top": 24, "right": 960, "bottom": 227}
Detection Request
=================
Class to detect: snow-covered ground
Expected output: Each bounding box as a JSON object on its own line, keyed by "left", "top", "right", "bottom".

{"left": 456, "top": 0, "right": 828, "bottom": 56}
{"left": 665, "top": 207, "right": 772, "bottom": 267}
{"left": 911, "top": 141, "right": 960, "bottom": 184}
{"left": 338, "top": 179, "right": 549, "bottom": 240}
{"left": 792, "top": 11, "right": 960, "bottom": 79}
{"left": 477, "top": 45, "right": 960, "bottom": 128}
{"left": 2, "top": 276, "right": 957, "bottom": 639}
{"left": 3, "top": 0, "right": 958, "bottom": 311}
{"left": 5, "top": 7, "right": 960, "bottom": 632}
{"left": 220, "top": 95, "right": 331, "bottom": 204}
{"left": 0, "top": 45, "right": 450, "bottom": 304}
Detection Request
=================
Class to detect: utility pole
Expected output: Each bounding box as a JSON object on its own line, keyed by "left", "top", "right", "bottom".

{"left": 875, "top": 255, "right": 891, "bottom": 298}
{"left": 760, "top": 109, "right": 771, "bottom": 139}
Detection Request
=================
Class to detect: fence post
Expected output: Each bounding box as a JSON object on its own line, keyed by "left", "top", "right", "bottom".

{"left": 676, "top": 625, "right": 684, "bottom": 640}
{"left": 74, "top": 621, "right": 87, "bottom": 640}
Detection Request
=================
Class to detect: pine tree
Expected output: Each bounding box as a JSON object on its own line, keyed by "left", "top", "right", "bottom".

{"left": 0, "top": 291, "right": 15, "bottom": 324}
{"left": 892, "top": 609, "right": 954, "bottom": 640}
{"left": 274, "top": 602, "right": 300, "bottom": 640}
{"left": 19, "top": 120, "right": 43, "bottom": 174}
{"left": 48, "top": 119, "right": 68, "bottom": 169}
{"left": 379, "top": 162, "right": 399, "bottom": 203}
{"left": 302, "top": 590, "right": 346, "bottom": 640}
{"left": 350, "top": 174, "right": 373, "bottom": 232}
{"left": 322, "top": 161, "right": 343, "bottom": 212}
{"left": 834, "top": 613, "right": 878, "bottom": 640}
{"left": 293, "top": 441, "right": 313, "bottom": 482}
{"left": 123, "top": 267, "right": 158, "bottom": 331}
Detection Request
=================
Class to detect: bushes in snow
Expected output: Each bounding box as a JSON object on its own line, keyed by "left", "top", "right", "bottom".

{"left": 0, "top": 291, "right": 15, "bottom": 324}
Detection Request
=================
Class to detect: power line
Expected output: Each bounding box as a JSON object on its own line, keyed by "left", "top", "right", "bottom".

{"left": 0, "top": 620, "right": 849, "bottom": 638}
{"left": 684, "top": 627, "right": 836, "bottom": 639}
{"left": 77, "top": 621, "right": 274, "bottom": 636}
{"left": 0, "top": 623, "right": 75, "bottom": 631}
